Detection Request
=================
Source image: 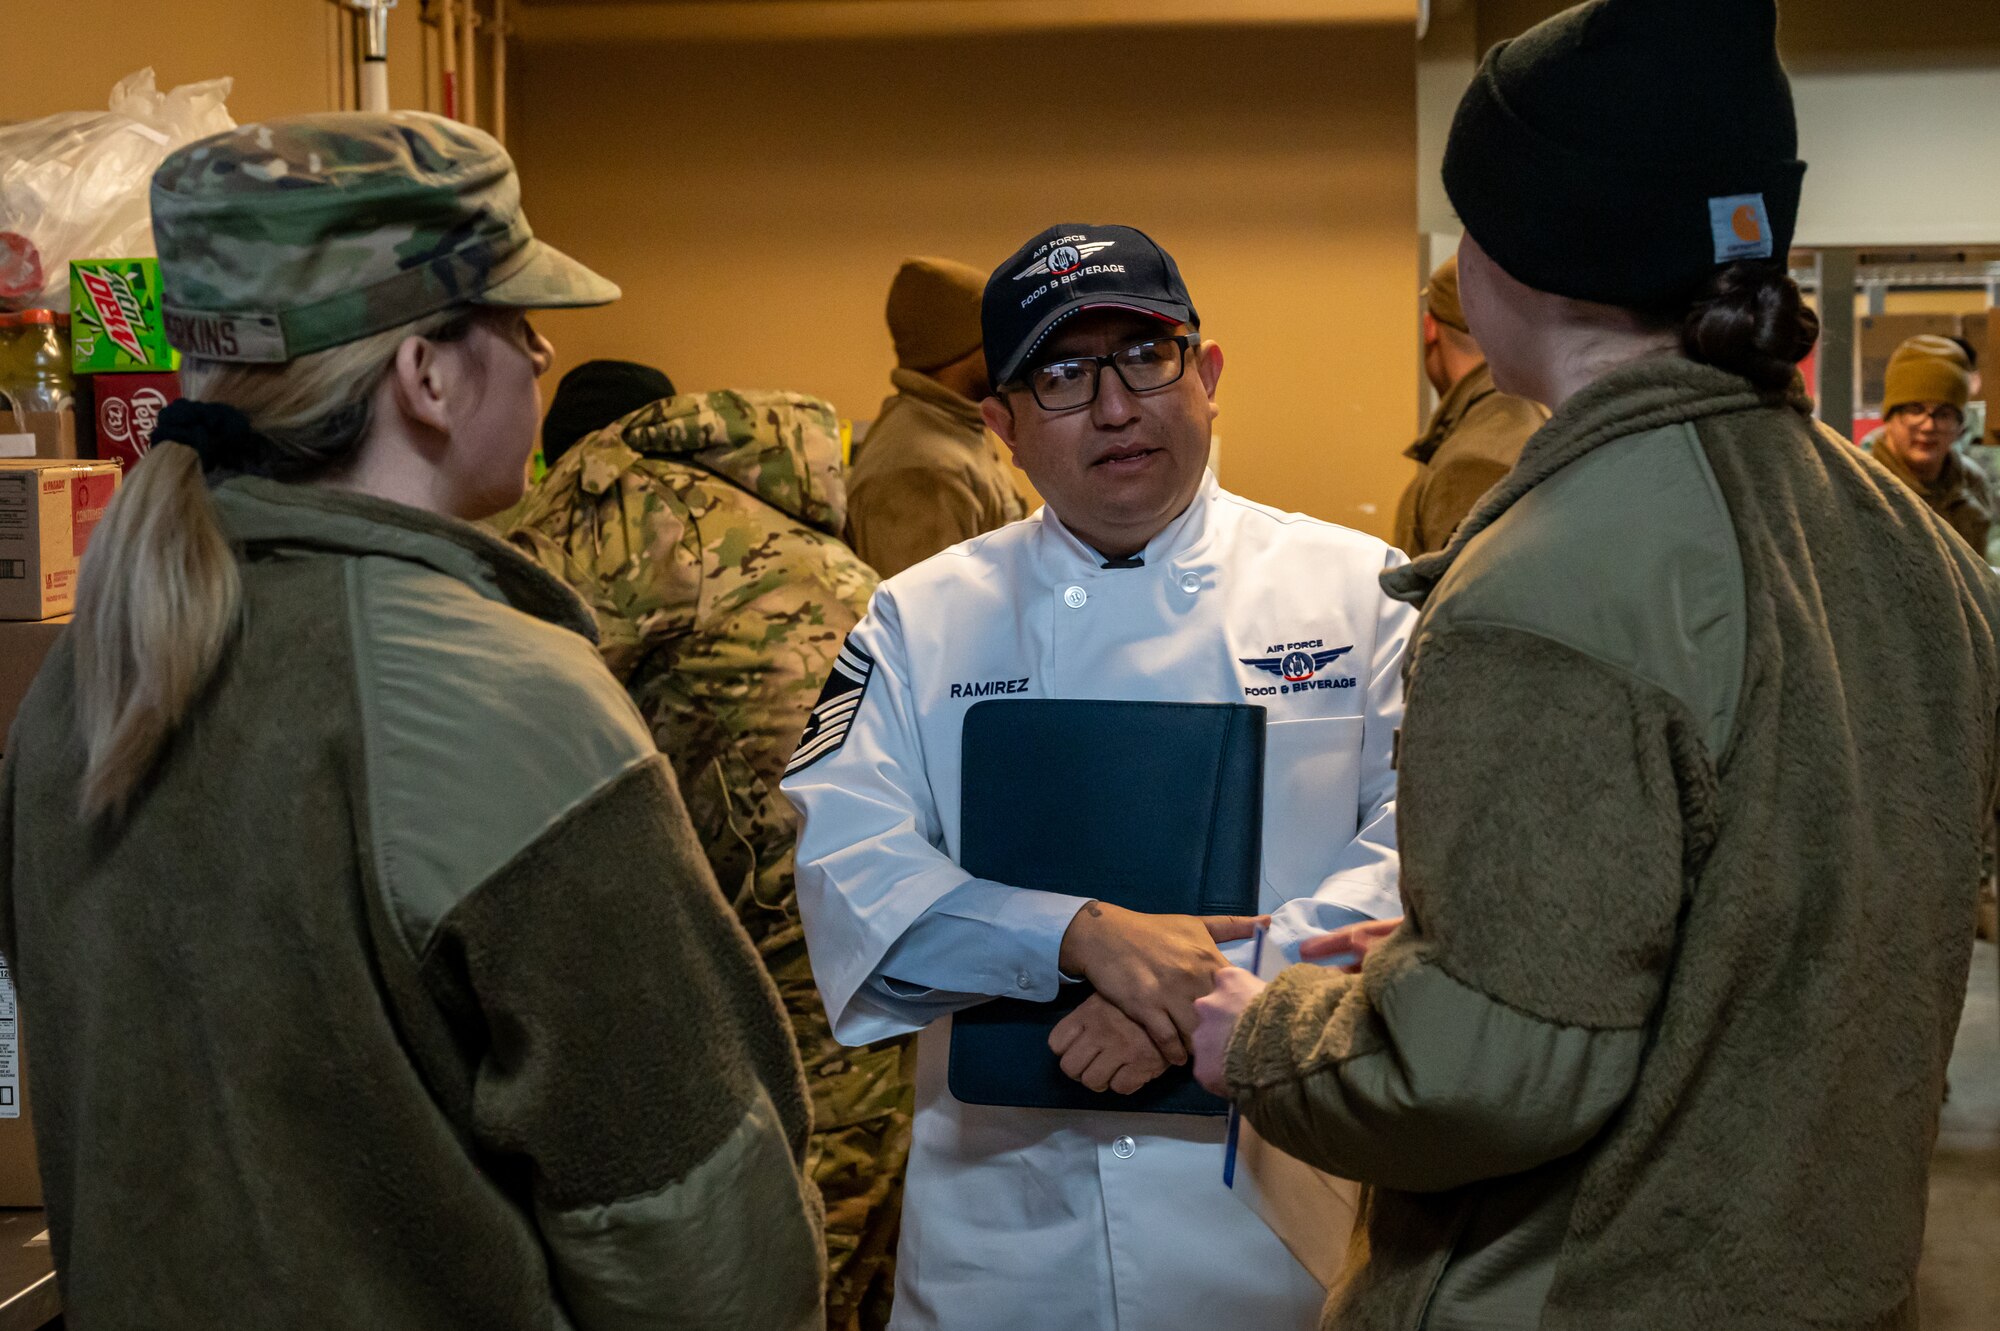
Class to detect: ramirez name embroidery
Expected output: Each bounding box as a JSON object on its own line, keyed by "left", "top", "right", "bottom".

{"left": 787, "top": 638, "right": 875, "bottom": 776}
{"left": 950, "top": 677, "right": 1031, "bottom": 699}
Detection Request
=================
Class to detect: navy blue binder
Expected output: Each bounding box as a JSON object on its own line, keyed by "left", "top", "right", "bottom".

{"left": 948, "top": 699, "right": 1265, "bottom": 1116}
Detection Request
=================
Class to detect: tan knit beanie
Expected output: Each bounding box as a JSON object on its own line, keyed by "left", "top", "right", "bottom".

{"left": 887, "top": 256, "right": 987, "bottom": 372}
{"left": 1425, "top": 255, "right": 1469, "bottom": 334}
{"left": 1883, "top": 335, "right": 1972, "bottom": 414}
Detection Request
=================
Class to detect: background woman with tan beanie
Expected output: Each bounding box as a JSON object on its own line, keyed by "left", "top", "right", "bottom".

{"left": 1192, "top": 0, "right": 2000, "bottom": 1326}
{"left": 1867, "top": 333, "right": 1994, "bottom": 556}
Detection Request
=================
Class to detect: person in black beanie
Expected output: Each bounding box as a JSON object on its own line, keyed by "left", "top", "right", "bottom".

{"left": 1192, "top": 2, "right": 2000, "bottom": 1328}
{"left": 541, "top": 358, "right": 677, "bottom": 470}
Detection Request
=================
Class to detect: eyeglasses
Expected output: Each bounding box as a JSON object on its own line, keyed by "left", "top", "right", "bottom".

{"left": 1015, "top": 334, "right": 1198, "bottom": 412}
{"left": 1894, "top": 403, "right": 1966, "bottom": 432}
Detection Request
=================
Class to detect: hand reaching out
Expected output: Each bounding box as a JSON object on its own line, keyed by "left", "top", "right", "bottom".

{"left": 1191, "top": 966, "right": 1267, "bottom": 1097}
{"left": 1298, "top": 917, "right": 1402, "bottom": 972}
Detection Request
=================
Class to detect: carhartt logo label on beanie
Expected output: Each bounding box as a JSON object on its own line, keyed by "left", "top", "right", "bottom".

{"left": 1709, "top": 195, "right": 1775, "bottom": 264}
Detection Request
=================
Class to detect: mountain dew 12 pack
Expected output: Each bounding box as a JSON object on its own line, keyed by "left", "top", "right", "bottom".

{"left": 69, "top": 259, "right": 180, "bottom": 374}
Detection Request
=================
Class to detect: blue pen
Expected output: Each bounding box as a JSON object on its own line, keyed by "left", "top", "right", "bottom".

{"left": 1222, "top": 923, "right": 1267, "bottom": 1189}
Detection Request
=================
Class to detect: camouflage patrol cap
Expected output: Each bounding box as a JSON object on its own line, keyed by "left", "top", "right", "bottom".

{"left": 151, "top": 112, "right": 618, "bottom": 364}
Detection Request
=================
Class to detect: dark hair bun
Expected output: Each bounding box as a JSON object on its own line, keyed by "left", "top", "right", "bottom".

{"left": 1681, "top": 263, "right": 1820, "bottom": 395}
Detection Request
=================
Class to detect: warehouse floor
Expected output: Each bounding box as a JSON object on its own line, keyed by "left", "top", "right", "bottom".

{"left": 1919, "top": 940, "right": 2000, "bottom": 1328}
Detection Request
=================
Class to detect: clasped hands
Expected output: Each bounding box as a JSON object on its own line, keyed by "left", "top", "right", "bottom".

{"left": 1051, "top": 904, "right": 1404, "bottom": 1097}
{"left": 1049, "top": 902, "right": 1260, "bottom": 1094}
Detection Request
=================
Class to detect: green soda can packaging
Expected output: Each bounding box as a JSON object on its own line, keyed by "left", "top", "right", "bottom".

{"left": 69, "top": 259, "right": 181, "bottom": 374}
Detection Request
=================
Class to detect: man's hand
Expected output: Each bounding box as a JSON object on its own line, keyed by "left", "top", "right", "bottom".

{"left": 1298, "top": 917, "right": 1403, "bottom": 972}
{"left": 1191, "top": 967, "right": 1266, "bottom": 1097}
{"left": 1058, "top": 902, "right": 1264, "bottom": 1062}
{"left": 1049, "top": 993, "right": 1171, "bottom": 1094}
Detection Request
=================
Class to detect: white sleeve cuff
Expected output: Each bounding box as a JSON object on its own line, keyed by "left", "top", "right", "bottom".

{"left": 871, "top": 880, "right": 1091, "bottom": 1005}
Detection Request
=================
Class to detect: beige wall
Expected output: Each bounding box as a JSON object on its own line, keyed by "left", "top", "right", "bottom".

{"left": 0, "top": 0, "right": 444, "bottom": 126}
{"left": 1427, "top": 3, "right": 2000, "bottom": 245}
{"left": 512, "top": 22, "right": 1421, "bottom": 536}
{"left": 8, "top": 4, "right": 1422, "bottom": 534}
{"left": 1477, "top": 0, "right": 2000, "bottom": 58}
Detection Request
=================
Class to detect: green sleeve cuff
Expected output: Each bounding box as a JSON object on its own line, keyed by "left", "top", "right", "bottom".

{"left": 1227, "top": 948, "right": 1647, "bottom": 1193}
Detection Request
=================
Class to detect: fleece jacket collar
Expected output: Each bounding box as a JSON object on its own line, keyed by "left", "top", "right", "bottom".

{"left": 212, "top": 477, "right": 599, "bottom": 641}
{"left": 1406, "top": 361, "right": 1503, "bottom": 466}
{"left": 1384, "top": 355, "right": 1809, "bottom": 607}
{"left": 887, "top": 366, "right": 986, "bottom": 433}
{"left": 1870, "top": 433, "right": 1975, "bottom": 507}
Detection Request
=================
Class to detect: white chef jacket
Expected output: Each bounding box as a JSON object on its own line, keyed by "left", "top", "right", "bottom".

{"left": 783, "top": 473, "right": 1413, "bottom": 1331}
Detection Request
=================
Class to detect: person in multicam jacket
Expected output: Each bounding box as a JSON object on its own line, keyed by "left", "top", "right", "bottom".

{"left": 507, "top": 387, "right": 912, "bottom": 1331}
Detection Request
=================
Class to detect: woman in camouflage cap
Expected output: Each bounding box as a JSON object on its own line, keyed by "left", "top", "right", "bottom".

{"left": 1, "top": 113, "right": 825, "bottom": 1329}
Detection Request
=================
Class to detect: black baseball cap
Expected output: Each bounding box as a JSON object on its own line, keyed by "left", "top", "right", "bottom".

{"left": 982, "top": 223, "right": 1199, "bottom": 387}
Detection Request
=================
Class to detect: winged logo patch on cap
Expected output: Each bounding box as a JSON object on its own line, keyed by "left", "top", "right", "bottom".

{"left": 1014, "top": 240, "right": 1116, "bottom": 281}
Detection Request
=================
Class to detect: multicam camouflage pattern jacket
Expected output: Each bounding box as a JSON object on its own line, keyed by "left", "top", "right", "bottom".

{"left": 507, "top": 390, "right": 909, "bottom": 1326}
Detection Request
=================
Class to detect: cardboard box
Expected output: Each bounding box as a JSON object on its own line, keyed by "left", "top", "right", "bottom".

{"left": 1858, "top": 312, "right": 1961, "bottom": 409}
{"left": 1988, "top": 309, "right": 2000, "bottom": 448}
{"left": 90, "top": 371, "right": 181, "bottom": 472}
{"left": 0, "top": 617, "right": 67, "bottom": 752}
{"left": 0, "top": 954, "right": 39, "bottom": 1208}
{"left": 0, "top": 407, "right": 78, "bottom": 461}
{"left": 0, "top": 459, "right": 121, "bottom": 620}
{"left": 69, "top": 258, "right": 180, "bottom": 375}
{"left": 1960, "top": 309, "right": 1991, "bottom": 376}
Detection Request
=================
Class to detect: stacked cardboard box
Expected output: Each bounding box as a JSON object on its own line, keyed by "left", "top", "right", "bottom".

{"left": 1969, "top": 309, "right": 1997, "bottom": 448}
{"left": 0, "top": 614, "right": 65, "bottom": 1207}
{"left": 0, "top": 956, "right": 37, "bottom": 1208}
{"left": 0, "top": 459, "right": 121, "bottom": 620}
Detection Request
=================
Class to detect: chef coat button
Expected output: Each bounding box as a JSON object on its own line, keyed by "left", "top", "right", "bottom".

{"left": 1015, "top": 970, "right": 1033, "bottom": 991}
{"left": 1063, "top": 585, "right": 1088, "bottom": 609}
{"left": 1178, "top": 572, "right": 1200, "bottom": 594}
{"left": 1112, "top": 1135, "right": 1137, "bottom": 1159}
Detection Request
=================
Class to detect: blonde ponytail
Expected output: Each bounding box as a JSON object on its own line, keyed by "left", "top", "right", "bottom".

{"left": 69, "top": 305, "right": 477, "bottom": 820}
{"left": 72, "top": 443, "right": 240, "bottom": 820}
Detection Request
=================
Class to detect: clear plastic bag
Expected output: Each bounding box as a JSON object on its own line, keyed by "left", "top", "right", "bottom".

{"left": 0, "top": 68, "right": 235, "bottom": 312}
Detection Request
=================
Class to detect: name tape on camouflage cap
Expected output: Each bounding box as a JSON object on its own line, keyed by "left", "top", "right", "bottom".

{"left": 163, "top": 309, "right": 290, "bottom": 364}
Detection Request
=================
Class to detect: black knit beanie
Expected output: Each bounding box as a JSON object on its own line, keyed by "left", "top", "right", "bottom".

{"left": 542, "top": 359, "right": 678, "bottom": 467}
{"left": 1443, "top": 0, "right": 1806, "bottom": 311}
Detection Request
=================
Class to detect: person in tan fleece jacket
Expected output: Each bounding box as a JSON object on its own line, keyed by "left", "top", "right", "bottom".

{"left": 846, "top": 256, "right": 1027, "bottom": 577}
{"left": 1393, "top": 255, "right": 1546, "bottom": 556}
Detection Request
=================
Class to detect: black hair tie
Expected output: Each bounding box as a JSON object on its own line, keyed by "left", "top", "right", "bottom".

{"left": 150, "top": 399, "right": 268, "bottom": 478}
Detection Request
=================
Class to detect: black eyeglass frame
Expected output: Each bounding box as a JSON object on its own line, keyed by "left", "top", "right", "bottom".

{"left": 1890, "top": 402, "right": 1967, "bottom": 432}
{"left": 1007, "top": 333, "right": 1200, "bottom": 413}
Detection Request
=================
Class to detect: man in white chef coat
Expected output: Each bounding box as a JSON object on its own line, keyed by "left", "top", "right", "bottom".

{"left": 782, "top": 223, "right": 1414, "bottom": 1331}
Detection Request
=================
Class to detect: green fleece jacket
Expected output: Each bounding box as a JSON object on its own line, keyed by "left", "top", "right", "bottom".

{"left": 1226, "top": 357, "right": 2000, "bottom": 1331}
{"left": 0, "top": 479, "right": 825, "bottom": 1330}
